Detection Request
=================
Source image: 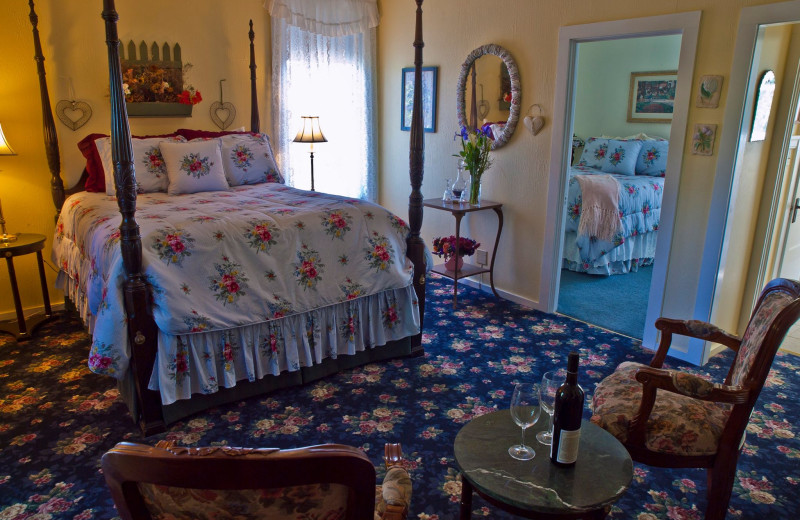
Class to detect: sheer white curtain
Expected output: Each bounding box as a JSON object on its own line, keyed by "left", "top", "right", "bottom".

{"left": 269, "top": 0, "right": 378, "bottom": 200}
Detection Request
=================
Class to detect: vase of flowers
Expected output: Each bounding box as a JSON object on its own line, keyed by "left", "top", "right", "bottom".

{"left": 455, "top": 126, "right": 493, "bottom": 205}
{"left": 432, "top": 235, "right": 480, "bottom": 273}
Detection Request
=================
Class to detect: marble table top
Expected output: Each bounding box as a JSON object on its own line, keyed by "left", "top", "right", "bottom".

{"left": 454, "top": 409, "right": 633, "bottom": 516}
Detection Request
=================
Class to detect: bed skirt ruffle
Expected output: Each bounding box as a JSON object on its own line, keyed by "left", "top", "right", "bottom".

{"left": 562, "top": 230, "right": 657, "bottom": 275}
{"left": 56, "top": 270, "right": 419, "bottom": 405}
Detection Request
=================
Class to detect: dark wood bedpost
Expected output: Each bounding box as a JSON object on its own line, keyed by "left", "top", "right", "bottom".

{"left": 249, "top": 20, "right": 260, "bottom": 133}
{"left": 28, "top": 0, "right": 65, "bottom": 219}
{"left": 102, "top": 0, "right": 165, "bottom": 436}
{"left": 407, "top": 0, "right": 425, "bottom": 357}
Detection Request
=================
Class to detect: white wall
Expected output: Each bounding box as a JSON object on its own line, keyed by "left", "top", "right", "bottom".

{"left": 573, "top": 35, "right": 682, "bottom": 142}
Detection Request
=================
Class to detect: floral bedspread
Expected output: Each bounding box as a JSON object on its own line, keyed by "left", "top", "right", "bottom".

{"left": 565, "top": 165, "right": 664, "bottom": 266}
{"left": 53, "top": 184, "right": 419, "bottom": 404}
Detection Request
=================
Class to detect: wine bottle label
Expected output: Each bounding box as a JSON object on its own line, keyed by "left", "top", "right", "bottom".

{"left": 556, "top": 428, "right": 581, "bottom": 464}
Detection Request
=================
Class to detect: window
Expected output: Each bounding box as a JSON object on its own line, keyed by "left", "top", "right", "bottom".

{"left": 272, "top": 19, "right": 377, "bottom": 200}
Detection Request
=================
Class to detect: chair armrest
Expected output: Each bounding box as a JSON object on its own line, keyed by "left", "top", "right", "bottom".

{"left": 380, "top": 467, "right": 412, "bottom": 520}
{"left": 635, "top": 367, "right": 749, "bottom": 404}
{"left": 626, "top": 365, "right": 748, "bottom": 446}
{"left": 377, "top": 443, "right": 411, "bottom": 520}
{"left": 650, "top": 318, "right": 741, "bottom": 368}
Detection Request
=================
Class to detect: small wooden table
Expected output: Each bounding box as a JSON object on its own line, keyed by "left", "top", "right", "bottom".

{"left": 0, "top": 233, "right": 54, "bottom": 341}
{"left": 454, "top": 410, "right": 632, "bottom": 519}
{"left": 423, "top": 198, "right": 503, "bottom": 308}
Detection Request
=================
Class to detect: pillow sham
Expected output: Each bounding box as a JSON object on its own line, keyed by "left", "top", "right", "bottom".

{"left": 175, "top": 128, "right": 249, "bottom": 141}
{"left": 635, "top": 139, "right": 669, "bottom": 177}
{"left": 95, "top": 136, "right": 186, "bottom": 195}
{"left": 601, "top": 139, "right": 642, "bottom": 176}
{"left": 160, "top": 139, "right": 229, "bottom": 195}
{"left": 577, "top": 137, "right": 609, "bottom": 169}
{"left": 78, "top": 133, "right": 110, "bottom": 192}
{"left": 219, "top": 133, "right": 284, "bottom": 185}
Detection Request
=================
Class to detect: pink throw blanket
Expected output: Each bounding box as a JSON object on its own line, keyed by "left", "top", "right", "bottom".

{"left": 576, "top": 174, "right": 622, "bottom": 242}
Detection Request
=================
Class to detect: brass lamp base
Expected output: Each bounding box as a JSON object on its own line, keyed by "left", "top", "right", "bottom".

{"left": 0, "top": 233, "right": 18, "bottom": 243}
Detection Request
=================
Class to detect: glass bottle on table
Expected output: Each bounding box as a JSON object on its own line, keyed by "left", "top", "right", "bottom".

{"left": 550, "top": 352, "right": 584, "bottom": 467}
{"left": 451, "top": 159, "right": 468, "bottom": 203}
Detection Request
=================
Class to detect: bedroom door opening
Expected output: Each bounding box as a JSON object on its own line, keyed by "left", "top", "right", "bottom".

{"left": 555, "top": 35, "right": 680, "bottom": 339}
{"left": 541, "top": 12, "right": 699, "bottom": 351}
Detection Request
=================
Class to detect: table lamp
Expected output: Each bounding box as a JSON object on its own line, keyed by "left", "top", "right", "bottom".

{"left": 293, "top": 116, "right": 327, "bottom": 191}
{"left": 0, "top": 122, "right": 18, "bottom": 243}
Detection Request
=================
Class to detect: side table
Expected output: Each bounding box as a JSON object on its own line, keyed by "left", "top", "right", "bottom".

{"left": 422, "top": 198, "right": 503, "bottom": 308}
{"left": 0, "top": 233, "right": 54, "bottom": 341}
{"left": 454, "top": 409, "right": 633, "bottom": 519}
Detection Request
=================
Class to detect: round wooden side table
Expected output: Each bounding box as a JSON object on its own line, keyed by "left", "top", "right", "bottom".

{"left": 1, "top": 233, "right": 55, "bottom": 341}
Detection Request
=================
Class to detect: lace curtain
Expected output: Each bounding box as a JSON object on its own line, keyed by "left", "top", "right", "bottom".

{"left": 269, "top": 0, "right": 378, "bottom": 200}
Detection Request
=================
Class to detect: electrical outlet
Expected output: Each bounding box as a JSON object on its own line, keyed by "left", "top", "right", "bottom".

{"left": 476, "top": 249, "right": 488, "bottom": 265}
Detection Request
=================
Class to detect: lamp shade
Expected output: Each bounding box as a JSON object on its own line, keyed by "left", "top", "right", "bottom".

{"left": 0, "top": 123, "right": 16, "bottom": 156}
{"left": 293, "top": 116, "right": 328, "bottom": 143}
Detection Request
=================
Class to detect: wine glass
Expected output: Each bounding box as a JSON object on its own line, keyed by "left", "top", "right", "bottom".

{"left": 536, "top": 371, "right": 565, "bottom": 445}
{"left": 508, "top": 382, "right": 541, "bottom": 460}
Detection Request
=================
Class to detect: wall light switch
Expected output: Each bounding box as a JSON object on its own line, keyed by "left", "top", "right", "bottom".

{"left": 476, "top": 249, "right": 488, "bottom": 265}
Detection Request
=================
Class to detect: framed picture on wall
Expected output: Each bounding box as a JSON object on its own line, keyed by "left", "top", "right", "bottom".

{"left": 401, "top": 66, "right": 438, "bottom": 132}
{"left": 627, "top": 70, "right": 678, "bottom": 123}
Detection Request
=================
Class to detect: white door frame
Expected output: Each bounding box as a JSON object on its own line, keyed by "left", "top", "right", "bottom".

{"left": 696, "top": 0, "right": 800, "bottom": 364}
{"left": 540, "top": 12, "right": 700, "bottom": 358}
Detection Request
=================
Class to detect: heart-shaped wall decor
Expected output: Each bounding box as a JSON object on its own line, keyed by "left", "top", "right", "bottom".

{"left": 210, "top": 101, "right": 237, "bottom": 130}
{"left": 524, "top": 115, "right": 545, "bottom": 136}
{"left": 56, "top": 100, "right": 92, "bottom": 131}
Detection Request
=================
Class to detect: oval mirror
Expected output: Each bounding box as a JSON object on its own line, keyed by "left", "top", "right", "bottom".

{"left": 456, "top": 44, "right": 520, "bottom": 149}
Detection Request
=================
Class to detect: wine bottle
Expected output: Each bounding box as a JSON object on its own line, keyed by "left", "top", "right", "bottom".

{"left": 550, "top": 351, "right": 584, "bottom": 467}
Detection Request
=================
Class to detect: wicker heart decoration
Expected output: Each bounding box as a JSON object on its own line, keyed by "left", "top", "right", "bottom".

{"left": 210, "top": 101, "right": 236, "bottom": 130}
{"left": 56, "top": 100, "right": 92, "bottom": 131}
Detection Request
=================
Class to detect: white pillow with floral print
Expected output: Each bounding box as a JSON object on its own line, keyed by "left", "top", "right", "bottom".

{"left": 96, "top": 135, "right": 186, "bottom": 195}
{"left": 219, "top": 133, "right": 284, "bottom": 186}
{"left": 160, "top": 139, "right": 230, "bottom": 195}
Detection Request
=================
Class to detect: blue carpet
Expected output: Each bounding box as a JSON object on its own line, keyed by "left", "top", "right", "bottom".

{"left": 0, "top": 273, "right": 797, "bottom": 519}
{"left": 558, "top": 266, "right": 653, "bottom": 338}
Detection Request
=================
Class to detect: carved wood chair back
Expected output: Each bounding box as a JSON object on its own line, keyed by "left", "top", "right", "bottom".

{"left": 102, "top": 441, "right": 410, "bottom": 520}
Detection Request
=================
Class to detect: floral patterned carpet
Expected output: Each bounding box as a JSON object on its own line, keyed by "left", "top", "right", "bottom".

{"left": 0, "top": 274, "right": 798, "bottom": 519}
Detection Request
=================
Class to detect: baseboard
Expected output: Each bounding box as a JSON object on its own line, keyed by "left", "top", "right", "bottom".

{"left": 0, "top": 301, "right": 65, "bottom": 321}
{"left": 453, "top": 275, "right": 542, "bottom": 310}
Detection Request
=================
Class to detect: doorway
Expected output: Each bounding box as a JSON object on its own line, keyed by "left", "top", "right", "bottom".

{"left": 540, "top": 12, "right": 700, "bottom": 358}
{"left": 555, "top": 35, "right": 680, "bottom": 339}
{"left": 700, "top": 1, "right": 800, "bottom": 364}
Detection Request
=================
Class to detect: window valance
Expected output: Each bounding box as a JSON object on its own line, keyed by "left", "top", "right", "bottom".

{"left": 266, "top": 0, "right": 379, "bottom": 37}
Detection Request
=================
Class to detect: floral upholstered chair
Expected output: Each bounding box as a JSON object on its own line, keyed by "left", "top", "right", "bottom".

{"left": 102, "top": 441, "right": 412, "bottom": 520}
{"left": 591, "top": 278, "right": 800, "bottom": 520}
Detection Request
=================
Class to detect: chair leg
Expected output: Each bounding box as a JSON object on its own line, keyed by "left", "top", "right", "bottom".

{"left": 705, "top": 460, "right": 738, "bottom": 520}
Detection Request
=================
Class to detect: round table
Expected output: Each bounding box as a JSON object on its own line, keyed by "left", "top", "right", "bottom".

{"left": 454, "top": 409, "right": 632, "bottom": 519}
{"left": 1, "top": 233, "right": 54, "bottom": 340}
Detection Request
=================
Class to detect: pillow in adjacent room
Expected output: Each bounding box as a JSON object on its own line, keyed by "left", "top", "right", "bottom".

{"left": 95, "top": 135, "right": 186, "bottom": 195}
{"left": 160, "top": 139, "right": 229, "bottom": 195}
{"left": 219, "top": 133, "right": 284, "bottom": 185}
{"left": 601, "top": 139, "right": 642, "bottom": 176}
{"left": 635, "top": 139, "right": 669, "bottom": 176}
{"left": 577, "top": 137, "right": 609, "bottom": 169}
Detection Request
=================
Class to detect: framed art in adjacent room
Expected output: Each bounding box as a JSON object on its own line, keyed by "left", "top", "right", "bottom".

{"left": 627, "top": 70, "right": 678, "bottom": 123}
{"left": 401, "top": 66, "right": 438, "bottom": 132}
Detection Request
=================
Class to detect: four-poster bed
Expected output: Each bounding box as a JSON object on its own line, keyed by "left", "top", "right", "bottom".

{"left": 35, "top": 0, "right": 427, "bottom": 436}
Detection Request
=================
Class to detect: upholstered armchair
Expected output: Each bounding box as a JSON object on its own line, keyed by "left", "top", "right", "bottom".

{"left": 591, "top": 278, "right": 800, "bottom": 520}
{"left": 102, "top": 441, "right": 412, "bottom": 520}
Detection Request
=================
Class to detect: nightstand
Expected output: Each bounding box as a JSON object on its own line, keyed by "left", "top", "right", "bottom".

{"left": 0, "top": 233, "right": 54, "bottom": 341}
{"left": 422, "top": 198, "right": 503, "bottom": 308}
